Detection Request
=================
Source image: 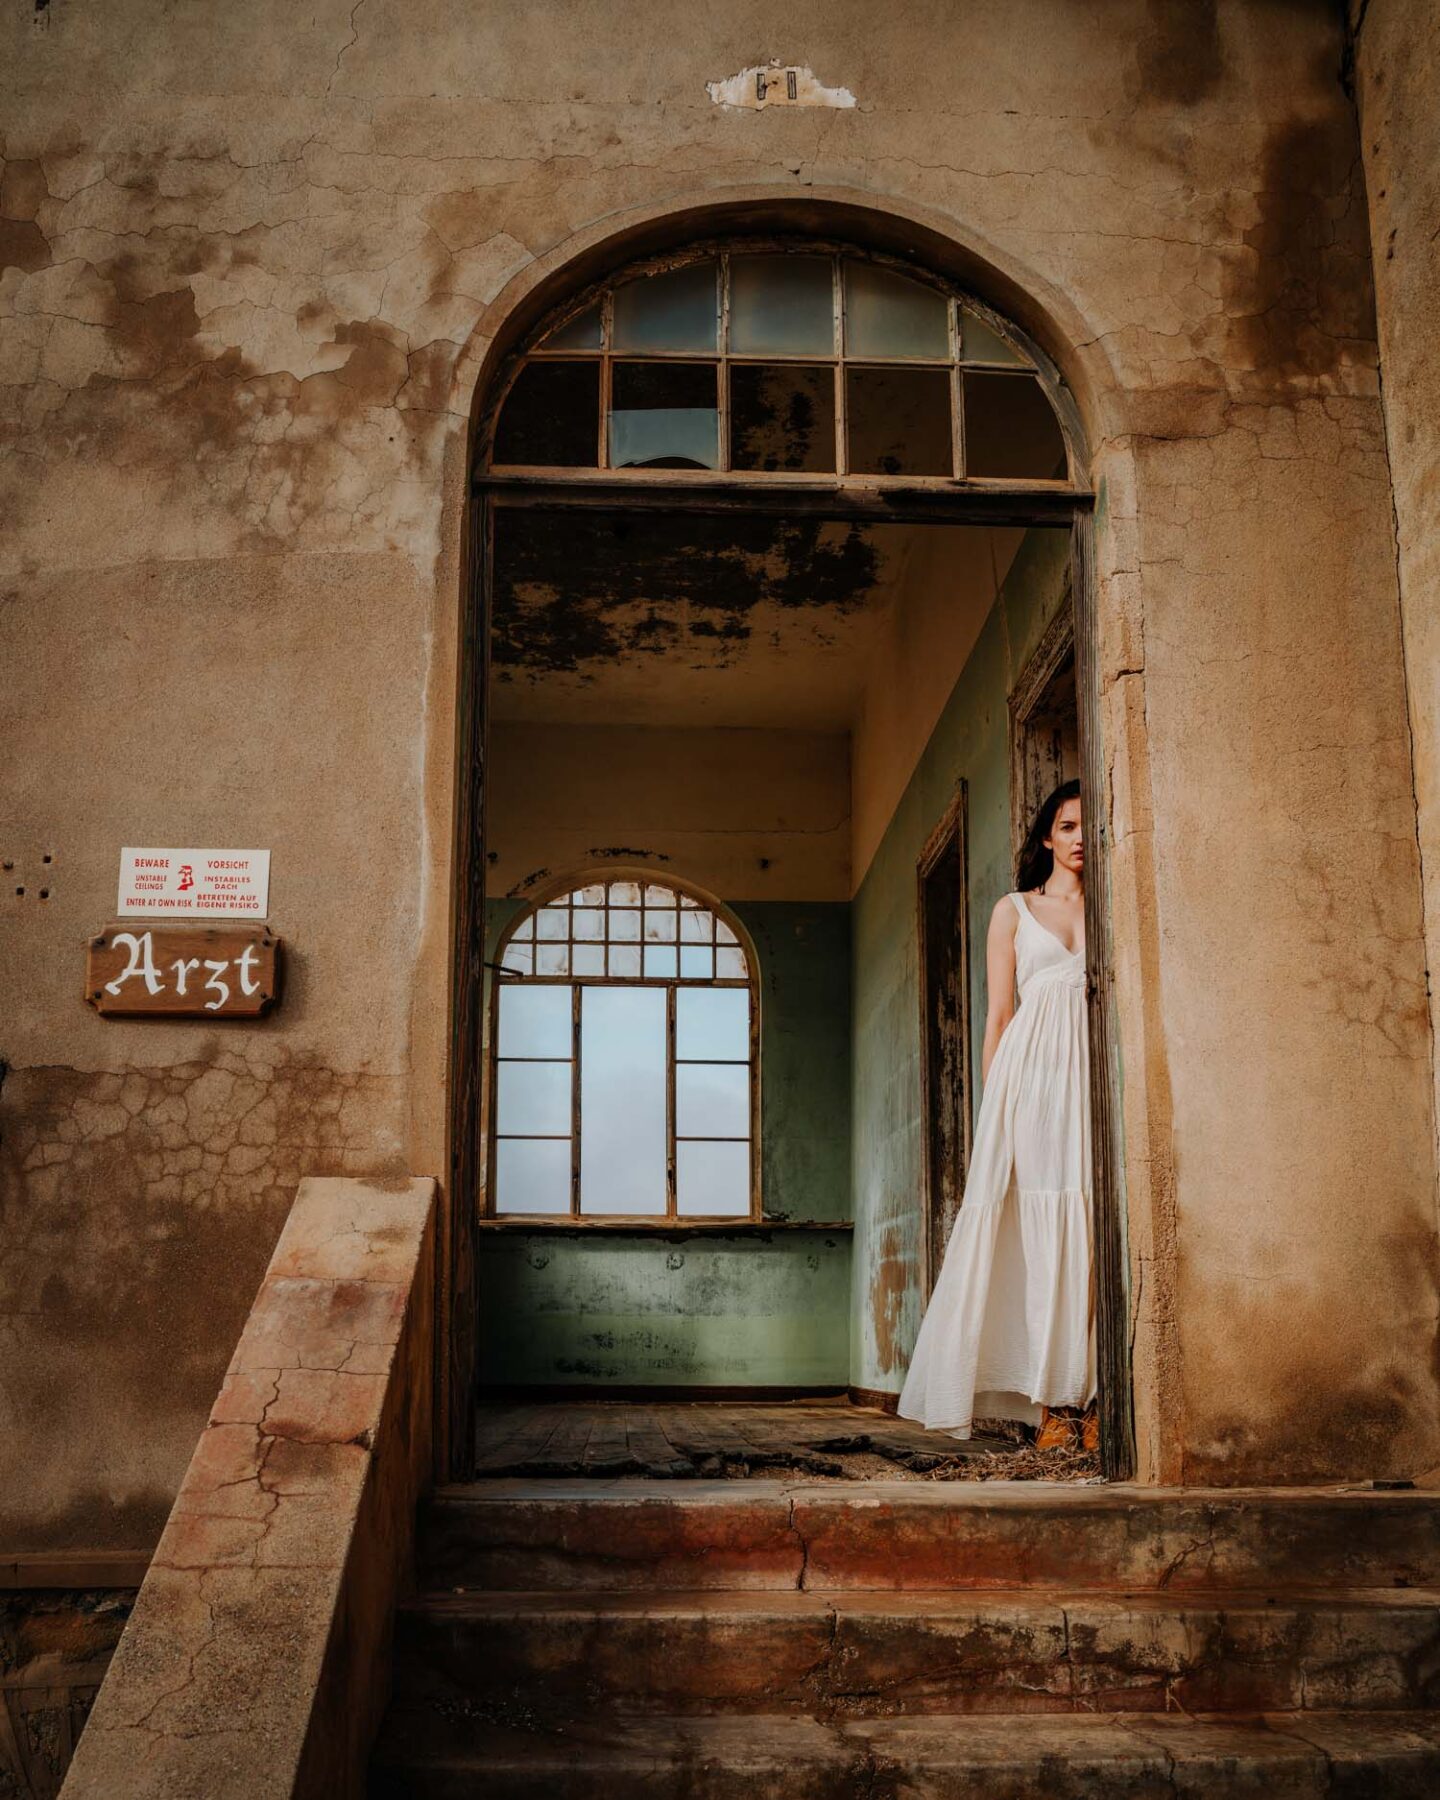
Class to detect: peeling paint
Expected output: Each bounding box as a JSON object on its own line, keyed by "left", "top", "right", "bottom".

{"left": 706, "top": 62, "right": 857, "bottom": 111}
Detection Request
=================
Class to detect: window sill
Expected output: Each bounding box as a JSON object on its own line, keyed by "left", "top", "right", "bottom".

{"left": 476, "top": 1217, "right": 853, "bottom": 1236}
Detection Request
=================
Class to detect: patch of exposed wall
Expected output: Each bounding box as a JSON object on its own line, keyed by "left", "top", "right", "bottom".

{"left": 706, "top": 63, "right": 856, "bottom": 112}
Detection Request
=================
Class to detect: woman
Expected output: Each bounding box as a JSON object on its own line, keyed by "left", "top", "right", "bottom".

{"left": 898, "top": 779, "right": 1096, "bottom": 1449}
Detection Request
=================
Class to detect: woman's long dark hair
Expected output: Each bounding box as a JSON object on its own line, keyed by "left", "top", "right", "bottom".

{"left": 1016, "top": 778, "right": 1081, "bottom": 893}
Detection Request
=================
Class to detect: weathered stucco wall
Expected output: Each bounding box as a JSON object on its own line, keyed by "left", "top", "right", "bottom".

{"left": 1351, "top": 0, "right": 1440, "bottom": 1276}
{"left": 851, "top": 529, "right": 1070, "bottom": 1395}
{"left": 1, "top": 0, "right": 1437, "bottom": 1529}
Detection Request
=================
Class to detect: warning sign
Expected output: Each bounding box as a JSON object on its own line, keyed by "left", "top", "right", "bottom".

{"left": 117, "top": 848, "right": 270, "bottom": 918}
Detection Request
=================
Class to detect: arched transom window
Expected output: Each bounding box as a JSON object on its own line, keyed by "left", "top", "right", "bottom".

{"left": 489, "top": 878, "right": 756, "bottom": 1222}
{"left": 488, "top": 248, "right": 1071, "bottom": 484}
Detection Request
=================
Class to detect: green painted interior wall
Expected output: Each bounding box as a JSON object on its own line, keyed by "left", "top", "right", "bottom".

{"left": 477, "top": 892, "right": 852, "bottom": 1387}
{"left": 849, "top": 527, "right": 1072, "bottom": 1395}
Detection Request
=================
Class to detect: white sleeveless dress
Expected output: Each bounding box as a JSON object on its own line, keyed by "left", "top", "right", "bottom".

{"left": 898, "top": 892, "right": 1096, "bottom": 1436}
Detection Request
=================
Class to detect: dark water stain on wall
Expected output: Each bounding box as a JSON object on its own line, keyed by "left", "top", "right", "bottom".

{"left": 1131, "top": 0, "right": 1225, "bottom": 106}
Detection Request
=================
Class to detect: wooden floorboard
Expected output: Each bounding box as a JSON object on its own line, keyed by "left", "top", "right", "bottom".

{"left": 471, "top": 1400, "right": 1008, "bottom": 1480}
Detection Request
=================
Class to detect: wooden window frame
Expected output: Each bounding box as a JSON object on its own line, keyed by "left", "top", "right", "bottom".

{"left": 479, "top": 240, "right": 1079, "bottom": 492}
{"left": 484, "top": 877, "right": 761, "bottom": 1227}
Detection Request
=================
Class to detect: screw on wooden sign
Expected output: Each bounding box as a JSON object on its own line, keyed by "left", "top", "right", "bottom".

{"left": 86, "top": 924, "right": 280, "bottom": 1017}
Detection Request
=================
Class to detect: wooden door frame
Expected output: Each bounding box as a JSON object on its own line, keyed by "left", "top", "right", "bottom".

{"left": 443, "top": 480, "right": 1134, "bottom": 1483}
{"left": 1008, "top": 592, "right": 1076, "bottom": 869}
{"left": 916, "top": 783, "right": 973, "bottom": 1300}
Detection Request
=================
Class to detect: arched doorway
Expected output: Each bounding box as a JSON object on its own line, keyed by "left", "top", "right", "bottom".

{"left": 448, "top": 230, "right": 1130, "bottom": 1477}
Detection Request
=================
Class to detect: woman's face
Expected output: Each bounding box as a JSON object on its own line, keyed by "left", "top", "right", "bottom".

{"left": 1045, "top": 796, "right": 1084, "bottom": 877}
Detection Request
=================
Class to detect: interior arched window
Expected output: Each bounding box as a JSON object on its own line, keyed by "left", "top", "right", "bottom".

{"left": 489, "top": 878, "right": 756, "bottom": 1221}
{"left": 488, "top": 248, "right": 1071, "bottom": 483}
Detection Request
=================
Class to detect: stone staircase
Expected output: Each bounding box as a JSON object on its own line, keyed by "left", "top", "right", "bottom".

{"left": 370, "top": 1478, "right": 1440, "bottom": 1796}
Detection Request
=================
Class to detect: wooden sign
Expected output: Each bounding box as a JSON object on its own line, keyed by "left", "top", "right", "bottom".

{"left": 86, "top": 924, "right": 280, "bottom": 1017}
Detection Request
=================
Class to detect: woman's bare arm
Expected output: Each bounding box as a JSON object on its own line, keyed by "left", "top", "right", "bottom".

{"left": 981, "top": 897, "right": 1019, "bottom": 1082}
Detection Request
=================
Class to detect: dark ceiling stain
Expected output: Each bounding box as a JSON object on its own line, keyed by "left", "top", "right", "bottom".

{"left": 491, "top": 509, "right": 882, "bottom": 677}
{"left": 1131, "top": 0, "right": 1224, "bottom": 106}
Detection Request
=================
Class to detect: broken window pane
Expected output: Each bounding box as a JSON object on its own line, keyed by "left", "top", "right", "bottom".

{"left": 610, "top": 362, "right": 719, "bottom": 469}
{"left": 498, "top": 985, "right": 571, "bottom": 1058}
{"left": 676, "top": 987, "right": 749, "bottom": 1061}
{"left": 844, "top": 261, "right": 949, "bottom": 359}
{"left": 495, "top": 1138, "right": 571, "bottom": 1214}
{"left": 500, "top": 942, "right": 533, "bottom": 974}
{"left": 679, "top": 909, "right": 715, "bottom": 943}
{"left": 677, "top": 1062, "right": 749, "bottom": 1137}
{"left": 959, "top": 307, "right": 1027, "bottom": 368}
{"left": 612, "top": 261, "right": 719, "bottom": 353}
{"left": 581, "top": 986, "right": 667, "bottom": 1213}
{"left": 493, "top": 359, "right": 599, "bottom": 466}
{"left": 847, "top": 366, "right": 953, "bottom": 476}
{"left": 730, "top": 364, "right": 836, "bottom": 473}
{"left": 540, "top": 303, "right": 603, "bottom": 351}
{"left": 729, "top": 255, "right": 834, "bottom": 355}
{"left": 676, "top": 1140, "right": 750, "bottom": 1216}
{"left": 497, "top": 1059, "right": 571, "bottom": 1136}
{"left": 963, "top": 372, "right": 1067, "bottom": 479}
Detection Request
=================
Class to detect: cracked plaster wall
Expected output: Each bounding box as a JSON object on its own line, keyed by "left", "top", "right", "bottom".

{"left": 1, "top": 0, "right": 1437, "bottom": 1529}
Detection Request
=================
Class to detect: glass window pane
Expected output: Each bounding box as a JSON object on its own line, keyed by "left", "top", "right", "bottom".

{"left": 498, "top": 984, "right": 572, "bottom": 1058}
{"left": 577, "top": 883, "right": 606, "bottom": 905}
{"left": 959, "top": 307, "right": 1026, "bottom": 367}
{"left": 730, "top": 364, "right": 836, "bottom": 473}
{"left": 497, "top": 1059, "right": 571, "bottom": 1135}
{"left": 644, "top": 885, "right": 676, "bottom": 906}
{"left": 609, "top": 943, "right": 641, "bottom": 977}
{"left": 677, "top": 1062, "right": 749, "bottom": 1138}
{"left": 676, "top": 987, "right": 750, "bottom": 1061}
{"left": 581, "top": 987, "right": 667, "bottom": 1214}
{"left": 963, "top": 372, "right": 1068, "bottom": 480}
{"left": 536, "top": 942, "right": 570, "bottom": 976}
{"left": 609, "top": 908, "right": 641, "bottom": 941}
{"left": 495, "top": 1138, "right": 572, "bottom": 1214}
{"left": 609, "top": 881, "right": 642, "bottom": 906}
{"left": 715, "top": 920, "right": 738, "bottom": 945}
{"left": 493, "top": 360, "right": 599, "bottom": 466}
{"left": 500, "top": 943, "right": 533, "bottom": 974}
{"left": 536, "top": 908, "right": 569, "bottom": 941}
{"left": 610, "top": 362, "right": 719, "bottom": 469}
{"left": 847, "top": 366, "right": 953, "bottom": 476}
{"left": 729, "top": 255, "right": 835, "bottom": 355}
{"left": 679, "top": 909, "right": 714, "bottom": 942}
{"left": 541, "top": 303, "right": 603, "bottom": 351}
{"left": 612, "top": 261, "right": 718, "bottom": 352}
{"left": 510, "top": 916, "right": 535, "bottom": 941}
{"left": 716, "top": 946, "right": 748, "bottom": 979}
{"left": 643, "top": 909, "right": 677, "bottom": 941}
{"left": 844, "top": 261, "right": 949, "bottom": 359}
{"left": 680, "top": 946, "right": 714, "bottom": 980}
{"left": 643, "top": 945, "right": 678, "bottom": 978}
{"left": 676, "top": 1140, "right": 750, "bottom": 1217}
{"left": 573, "top": 907, "right": 604, "bottom": 940}
{"left": 572, "top": 943, "right": 605, "bottom": 976}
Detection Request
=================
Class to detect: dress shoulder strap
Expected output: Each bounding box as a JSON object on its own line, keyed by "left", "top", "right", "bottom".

{"left": 1010, "top": 891, "right": 1030, "bottom": 927}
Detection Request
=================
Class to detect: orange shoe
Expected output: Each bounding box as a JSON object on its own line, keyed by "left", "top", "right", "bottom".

{"left": 1080, "top": 1403, "right": 1099, "bottom": 1454}
{"left": 1036, "top": 1407, "right": 1079, "bottom": 1451}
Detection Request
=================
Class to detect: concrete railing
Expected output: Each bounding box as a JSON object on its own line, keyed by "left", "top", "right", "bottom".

{"left": 61, "top": 1175, "right": 437, "bottom": 1800}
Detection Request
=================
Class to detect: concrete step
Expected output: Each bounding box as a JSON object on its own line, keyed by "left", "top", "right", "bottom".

{"left": 369, "top": 1708, "right": 1440, "bottom": 1798}
{"left": 421, "top": 1480, "right": 1440, "bottom": 1594}
{"left": 391, "top": 1586, "right": 1440, "bottom": 1718}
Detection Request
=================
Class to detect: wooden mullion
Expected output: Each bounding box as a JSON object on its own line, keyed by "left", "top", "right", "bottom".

{"left": 571, "top": 983, "right": 582, "bottom": 1219}
{"left": 666, "top": 985, "right": 678, "bottom": 1220}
